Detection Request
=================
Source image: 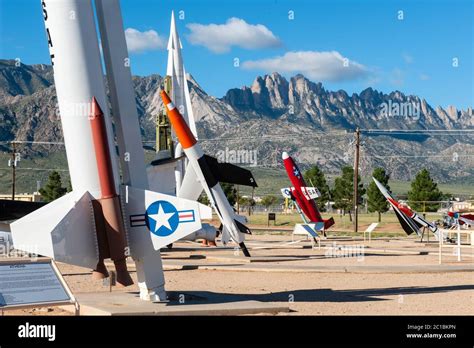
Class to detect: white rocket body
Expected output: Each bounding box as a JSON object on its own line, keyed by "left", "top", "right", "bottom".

{"left": 184, "top": 146, "right": 245, "bottom": 245}
{"left": 167, "top": 11, "right": 197, "bottom": 139}
{"left": 11, "top": 0, "right": 213, "bottom": 301}
{"left": 42, "top": 0, "right": 119, "bottom": 198}
{"left": 148, "top": 12, "right": 250, "bottom": 247}
{"left": 167, "top": 12, "right": 196, "bottom": 194}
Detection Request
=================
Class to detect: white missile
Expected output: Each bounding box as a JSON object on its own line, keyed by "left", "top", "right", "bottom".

{"left": 145, "top": 11, "right": 218, "bottom": 245}
{"left": 166, "top": 11, "right": 197, "bottom": 194}
{"left": 11, "top": 0, "right": 212, "bottom": 301}
{"left": 94, "top": 0, "right": 166, "bottom": 300}
{"left": 167, "top": 10, "right": 197, "bottom": 138}
{"left": 149, "top": 11, "right": 257, "bottom": 248}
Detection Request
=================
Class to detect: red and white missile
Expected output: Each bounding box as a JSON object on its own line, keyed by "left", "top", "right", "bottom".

{"left": 161, "top": 90, "right": 252, "bottom": 256}
{"left": 281, "top": 152, "right": 334, "bottom": 230}
{"left": 447, "top": 212, "right": 474, "bottom": 226}
{"left": 372, "top": 177, "right": 445, "bottom": 240}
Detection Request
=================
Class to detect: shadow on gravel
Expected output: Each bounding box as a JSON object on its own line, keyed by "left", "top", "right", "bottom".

{"left": 166, "top": 284, "right": 474, "bottom": 305}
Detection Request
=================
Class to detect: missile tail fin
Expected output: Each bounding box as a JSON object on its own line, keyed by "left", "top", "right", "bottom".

{"left": 239, "top": 242, "right": 251, "bottom": 257}
{"left": 120, "top": 185, "right": 212, "bottom": 251}
{"left": 394, "top": 208, "right": 420, "bottom": 236}
{"left": 10, "top": 191, "right": 99, "bottom": 269}
{"left": 234, "top": 218, "right": 252, "bottom": 235}
{"left": 324, "top": 217, "right": 335, "bottom": 230}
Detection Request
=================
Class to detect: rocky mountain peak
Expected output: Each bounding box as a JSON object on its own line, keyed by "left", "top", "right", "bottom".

{"left": 1, "top": 60, "right": 473, "bottom": 182}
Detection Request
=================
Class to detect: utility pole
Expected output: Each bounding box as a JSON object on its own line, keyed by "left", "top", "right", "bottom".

{"left": 236, "top": 185, "right": 240, "bottom": 213}
{"left": 353, "top": 128, "right": 360, "bottom": 234}
{"left": 9, "top": 141, "right": 17, "bottom": 200}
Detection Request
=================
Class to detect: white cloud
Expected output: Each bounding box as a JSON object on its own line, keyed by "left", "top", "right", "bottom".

{"left": 186, "top": 18, "right": 281, "bottom": 53}
{"left": 402, "top": 53, "right": 414, "bottom": 64}
{"left": 390, "top": 68, "right": 405, "bottom": 86}
{"left": 125, "top": 28, "right": 166, "bottom": 53}
{"left": 242, "top": 51, "right": 369, "bottom": 82}
{"left": 419, "top": 73, "right": 430, "bottom": 81}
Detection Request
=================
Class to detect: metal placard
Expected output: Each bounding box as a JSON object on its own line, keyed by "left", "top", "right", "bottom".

{"left": 0, "top": 258, "right": 75, "bottom": 310}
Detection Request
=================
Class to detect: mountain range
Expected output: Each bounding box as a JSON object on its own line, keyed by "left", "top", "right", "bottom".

{"left": 0, "top": 59, "right": 473, "bottom": 183}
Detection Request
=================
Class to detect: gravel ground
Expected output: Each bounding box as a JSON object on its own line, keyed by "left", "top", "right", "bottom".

{"left": 2, "top": 235, "right": 473, "bottom": 315}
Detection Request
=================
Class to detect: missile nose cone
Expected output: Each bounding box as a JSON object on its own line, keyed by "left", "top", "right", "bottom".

{"left": 160, "top": 90, "right": 197, "bottom": 149}
{"left": 91, "top": 96, "right": 103, "bottom": 118}
{"left": 282, "top": 152, "right": 289, "bottom": 160}
{"left": 372, "top": 177, "right": 381, "bottom": 185}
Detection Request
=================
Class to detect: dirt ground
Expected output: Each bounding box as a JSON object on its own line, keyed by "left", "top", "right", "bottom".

{"left": 2, "top": 234, "right": 473, "bottom": 316}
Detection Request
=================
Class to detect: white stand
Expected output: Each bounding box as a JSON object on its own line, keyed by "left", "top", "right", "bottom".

{"left": 292, "top": 223, "right": 322, "bottom": 249}
{"left": 363, "top": 223, "right": 379, "bottom": 243}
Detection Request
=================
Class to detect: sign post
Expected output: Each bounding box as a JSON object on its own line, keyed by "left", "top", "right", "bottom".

{"left": 268, "top": 213, "right": 276, "bottom": 226}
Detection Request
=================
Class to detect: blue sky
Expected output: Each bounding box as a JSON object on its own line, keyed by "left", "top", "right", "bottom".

{"left": 1, "top": 0, "right": 472, "bottom": 109}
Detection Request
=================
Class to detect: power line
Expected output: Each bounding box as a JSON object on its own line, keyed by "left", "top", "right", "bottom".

{"left": 3, "top": 127, "right": 473, "bottom": 147}
{"left": 361, "top": 154, "right": 474, "bottom": 159}
{"left": 361, "top": 129, "right": 474, "bottom": 133}
{"left": 0, "top": 167, "right": 69, "bottom": 172}
{"left": 0, "top": 141, "right": 65, "bottom": 145}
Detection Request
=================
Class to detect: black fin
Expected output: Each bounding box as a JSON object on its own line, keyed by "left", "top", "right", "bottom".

{"left": 394, "top": 208, "right": 419, "bottom": 235}
{"left": 234, "top": 219, "right": 252, "bottom": 234}
{"left": 203, "top": 155, "right": 258, "bottom": 187}
{"left": 239, "top": 242, "right": 251, "bottom": 257}
{"left": 150, "top": 154, "right": 186, "bottom": 166}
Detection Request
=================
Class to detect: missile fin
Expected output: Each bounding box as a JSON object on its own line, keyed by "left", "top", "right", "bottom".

{"left": 178, "top": 163, "right": 204, "bottom": 201}
{"left": 393, "top": 208, "right": 420, "bottom": 236}
{"left": 301, "top": 224, "right": 319, "bottom": 238}
{"left": 239, "top": 242, "right": 251, "bottom": 257}
{"left": 324, "top": 217, "right": 335, "bottom": 230}
{"left": 121, "top": 185, "right": 212, "bottom": 250}
{"left": 10, "top": 191, "right": 99, "bottom": 269}
{"left": 234, "top": 218, "right": 252, "bottom": 235}
{"left": 202, "top": 155, "right": 258, "bottom": 187}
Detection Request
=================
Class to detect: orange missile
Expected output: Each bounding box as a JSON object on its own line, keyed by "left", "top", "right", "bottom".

{"left": 160, "top": 90, "right": 252, "bottom": 257}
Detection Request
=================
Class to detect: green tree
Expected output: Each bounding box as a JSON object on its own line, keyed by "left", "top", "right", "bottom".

{"left": 66, "top": 179, "right": 73, "bottom": 193}
{"left": 304, "top": 165, "right": 330, "bottom": 212}
{"left": 198, "top": 183, "right": 236, "bottom": 207}
{"left": 408, "top": 169, "right": 443, "bottom": 212}
{"left": 238, "top": 196, "right": 256, "bottom": 215}
{"left": 332, "top": 166, "right": 365, "bottom": 220}
{"left": 260, "top": 195, "right": 278, "bottom": 209}
{"left": 221, "top": 182, "right": 237, "bottom": 207}
{"left": 367, "top": 168, "right": 390, "bottom": 222}
{"left": 197, "top": 192, "right": 210, "bottom": 205}
{"left": 39, "top": 171, "right": 67, "bottom": 202}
